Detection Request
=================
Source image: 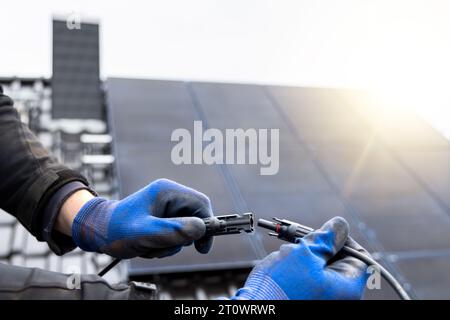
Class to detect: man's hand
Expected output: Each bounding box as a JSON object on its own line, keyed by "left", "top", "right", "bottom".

{"left": 232, "top": 217, "right": 369, "bottom": 300}
{"left": 69, "top": 178, "right": 214, "bottom": 258}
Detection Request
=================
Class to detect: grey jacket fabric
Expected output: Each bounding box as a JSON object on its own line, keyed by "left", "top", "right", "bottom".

{"left": 0, "top": 263, "right": 156, "bottom": 300}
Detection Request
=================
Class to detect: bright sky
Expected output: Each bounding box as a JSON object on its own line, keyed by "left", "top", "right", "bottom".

{"left": 2, "top": 0, "right": 450, "bottom": 138}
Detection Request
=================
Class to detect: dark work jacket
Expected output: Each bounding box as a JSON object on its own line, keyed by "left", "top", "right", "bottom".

{"left": 0, "top": 86, "right": 90, "bottom": 246}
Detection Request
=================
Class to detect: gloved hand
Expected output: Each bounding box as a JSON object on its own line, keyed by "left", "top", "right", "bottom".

{"left": 71, "top": 178, "right": 214, "bottom": 259}
{"left": 232, "top": 217, "right": 369, "bottom": 300}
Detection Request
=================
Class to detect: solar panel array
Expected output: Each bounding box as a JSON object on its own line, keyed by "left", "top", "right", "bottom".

{"left": 107, "top": 78, "right": 450, "bottom": 299}
{"left": 52, "top": 20, "right": 103, "bottom": 119}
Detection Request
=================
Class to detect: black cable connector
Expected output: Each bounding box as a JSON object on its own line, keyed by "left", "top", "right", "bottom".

{"left": 98, "top": 213, "right": 254, "bottom": 277}
{"left": 258, "top": 217, "right": 411, "bottom": 300}
{"left": 204, "top": 213, "right": 254, "bottom": 236}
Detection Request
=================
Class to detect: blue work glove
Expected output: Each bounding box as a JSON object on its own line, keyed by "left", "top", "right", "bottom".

{"left": 71, "top": 179, "right": 213, "bottom": 259}
{"left": 232, "top": 217, "right": 369, "bottom": 300}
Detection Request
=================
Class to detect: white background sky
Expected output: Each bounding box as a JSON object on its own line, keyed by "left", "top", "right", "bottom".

{"left": 2, "top": 0, "right": 450, "bottom": 137}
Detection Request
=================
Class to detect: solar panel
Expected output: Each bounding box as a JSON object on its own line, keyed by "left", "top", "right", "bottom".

{"left": 107, "top": 77, "right": 450, "bottom": 299}
{"left": 52, "top": 20, "right": 103, "bottom": 119}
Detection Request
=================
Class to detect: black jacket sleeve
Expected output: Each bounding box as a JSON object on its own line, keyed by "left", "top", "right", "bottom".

{"left": 0, "top": 86, "right": 91, "bottom": 246}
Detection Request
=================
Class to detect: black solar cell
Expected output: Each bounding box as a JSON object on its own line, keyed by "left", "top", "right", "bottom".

{"left": 396, "top": 256, "right": 450, "bottom": 299}
{"left": 396, "top": 148, "right": 450, "bottom": 208}
{"left": 350, "top": 193, "right": 450, "bottom": 252}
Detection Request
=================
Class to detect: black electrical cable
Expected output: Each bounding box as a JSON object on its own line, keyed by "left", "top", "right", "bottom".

{"left": 98, "top": 258, "right": 121, "bottom": 277}
{"left": 258, "top": 218, "right": 411, "bottom": 300}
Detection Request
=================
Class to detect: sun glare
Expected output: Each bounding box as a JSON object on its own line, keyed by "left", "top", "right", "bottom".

{"left": 363, "top": 30, "right": 450, "bottom": 140}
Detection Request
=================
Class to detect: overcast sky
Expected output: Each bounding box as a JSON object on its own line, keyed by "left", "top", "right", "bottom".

{"left": 2, "top": 0, "right": 450, "bottom": 137}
